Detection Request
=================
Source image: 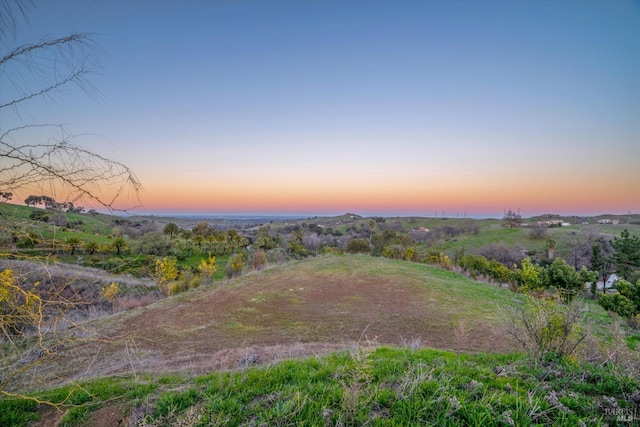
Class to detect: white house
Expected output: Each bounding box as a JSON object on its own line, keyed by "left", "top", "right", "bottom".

{"left": 588, "top": 274, "right": 619, "bottom": 291}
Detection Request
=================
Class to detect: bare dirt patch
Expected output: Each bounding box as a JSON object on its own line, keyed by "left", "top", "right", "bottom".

{"left": 30, "top": 406, "right": 66, "bottom": 427}
{"left": 84, "top": 403, "right": 129, "bottom": 427}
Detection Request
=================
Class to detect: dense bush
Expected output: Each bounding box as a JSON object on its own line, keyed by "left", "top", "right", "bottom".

{"left": 541, "top": 258, "right": 597, "bottom": 302}
{"left": 346, "top": 239, "right": 370, "bottom": 254}
{"left": 133, "top": 231, "right": 173, "bottom": 256}
{"left": 598, "top": 279, "right": 640, "bottom": 323}
{"left": 28, "top": 210, "right": 49, "bottom": 222}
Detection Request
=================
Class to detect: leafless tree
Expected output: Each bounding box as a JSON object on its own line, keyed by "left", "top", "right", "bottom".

{"left": 0, "top": 0, "right": 142, "bottom": 211}
{"left": 302, "top": 232, "right": 321, "bottom": 251}
{"left": 0, "top": 0, "right": 141, "bottom": 400}
{"left": 503, "top": 209, "right": 522, "bottom": 228}
{"left": 478, "top": 242, "right": 525, "bottom": 267}
{"left": 567, "top": 229, "right": 599, "bottom": 270}
{"left": 528, "top": 223, "right": 548, "bottom": 240}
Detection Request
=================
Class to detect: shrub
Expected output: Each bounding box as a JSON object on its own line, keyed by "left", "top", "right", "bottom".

{"left": 598, "top": 279, "right": 640, "bottom": 321}
{"left": 321, "top": 246, "right": 342, "bottom": 255}
{"left": 487, "top": 259, "right": 512, "bottom": 284}
{"left": 167, "top": 281, "right": 188, "bottom": 296}
{"left": 502, "top": 296, "right": 587, "bottom": 363}
{"left": 528, "top": 223, "right": 548, "bottom": 239}
{"left": 29, "top": 210, "right": 49, "bottom": 222}
{"left": 100, "top": 282, "right": 120, "bottom": 303}
{"left": 382, "top": 245, "right": 405, "bottom": 260}
{"left": 188, "top": 276, "right": 201, "bottom": 290}
{"left": 226, "top": 253, "right": 246, "bottom": 278}
{"left": 198, "top": 254, "right": 217, "bottom": 284}
{"left": 423, "top": 251, "right": 453, "bottom": 270}
{"left": 155, "top": 257, "right": 179, "bottom": 284}
{"left": 253, "top": 250, "right": 268, "bottom": 270}
{"left": 458, "top": 254, "right": 490, "bottom": 279}
{"left": 287, "top": 239, "right": 308, "bottom": 258}
{"left": 134, "top": 231, "right": 172, "bottom": 256}
{"left": 346, "top": 239, "right": 370, "bottom": 254}
{"left": 510, "top": 257, "right": 543, "bottom": 293}
{"left": 478, "top": 242, "right": 524, "bottom": 267}
{"left": 266, "top": 248, "right": 287, "bottom": 265}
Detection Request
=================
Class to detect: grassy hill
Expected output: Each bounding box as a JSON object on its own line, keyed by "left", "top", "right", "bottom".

{"left": 2, "top": 250, "right": 638, "bottom": 426}
{"left": 24, "top": 255, "right": 523, "bottom": 391}
{"left": 5, "top": 255, "right": 638, "bottom": 427}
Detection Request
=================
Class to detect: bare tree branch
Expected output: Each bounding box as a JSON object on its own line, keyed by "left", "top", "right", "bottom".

{"left": 0, "top": 0, "right": 141, "bottom": 211}
{"left": 0, "top": 0, "right": 142, "bottom": 401}
{"left": 1, "top": 125, "right": 143, "bottom": 210}
{"left": 0, "top": 33, "right": 105, "bottom": 111}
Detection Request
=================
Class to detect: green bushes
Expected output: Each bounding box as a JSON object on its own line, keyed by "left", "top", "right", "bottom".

{"left": 346, "top": 238, "right": 370, "bottom": 254}
{"left": 226, "top": 252, "right": 246, "bottom": 278}
{"left": 459, "top": 254, "right": 516, "bottom": 285}
{"left": 598, "top": 279, "right": 640, "bottom": 324}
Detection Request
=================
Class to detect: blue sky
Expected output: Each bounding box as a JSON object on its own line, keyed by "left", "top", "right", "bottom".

{"left": 5, "top": 0, "right": 640, "bottom": 217}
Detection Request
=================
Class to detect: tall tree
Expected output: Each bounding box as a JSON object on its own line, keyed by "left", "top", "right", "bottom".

{"left": 611, "top": 229, "right": 640, "bottom": 283}
{"left": 83, "top": 240, "right": 100, "bottom": 255}
{"left": 65, "top": 236, "right": 81, "bottom": 255}
{"left": 590, "top": 238, "right": 614, "bottom": 294}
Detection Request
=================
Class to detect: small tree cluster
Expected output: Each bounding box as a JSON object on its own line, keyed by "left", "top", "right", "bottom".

{"left": 459, "top": 254, "right": 524, "bottom": 287}
{"left": 541, "top": 258, "right": 597, "bottom": 302}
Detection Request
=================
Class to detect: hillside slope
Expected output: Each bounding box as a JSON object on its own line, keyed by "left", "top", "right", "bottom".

{"left": 35, "top": 255, "right": 523, "bottom": 387}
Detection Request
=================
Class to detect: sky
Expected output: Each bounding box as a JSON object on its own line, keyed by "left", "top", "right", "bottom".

{"left": 3, "top": 0, "right": 640, "bottom": 218}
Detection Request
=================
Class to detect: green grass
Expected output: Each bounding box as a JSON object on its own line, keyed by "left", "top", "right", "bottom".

{"left": 177, "top": 252, "right": 229, "bottom": 280}
{"left": 2, "top": 346, "right": 637, "bottom": 426}
{"left": 420, "top": 221, "right": 640, "bottom": 262}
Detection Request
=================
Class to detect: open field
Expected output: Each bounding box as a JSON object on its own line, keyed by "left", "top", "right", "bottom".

{"left": 18, "top": 255, "right": 524, "bottom": 392}
{"left": 3, "top": 255, "right": 638, "bottom": 427}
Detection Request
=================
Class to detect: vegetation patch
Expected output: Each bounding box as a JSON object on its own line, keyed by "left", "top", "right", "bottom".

{"left": 2, "top": 346, "right": 639, "bottom": 426}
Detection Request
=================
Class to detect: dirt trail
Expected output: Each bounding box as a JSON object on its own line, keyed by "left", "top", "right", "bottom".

{"left": 0, "top": 259, "right": 156, "bottom": 287}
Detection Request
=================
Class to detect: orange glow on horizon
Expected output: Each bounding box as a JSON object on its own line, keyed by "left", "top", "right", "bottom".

{"left": 136, "top": 174, "right": 640, "bottom": 217}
